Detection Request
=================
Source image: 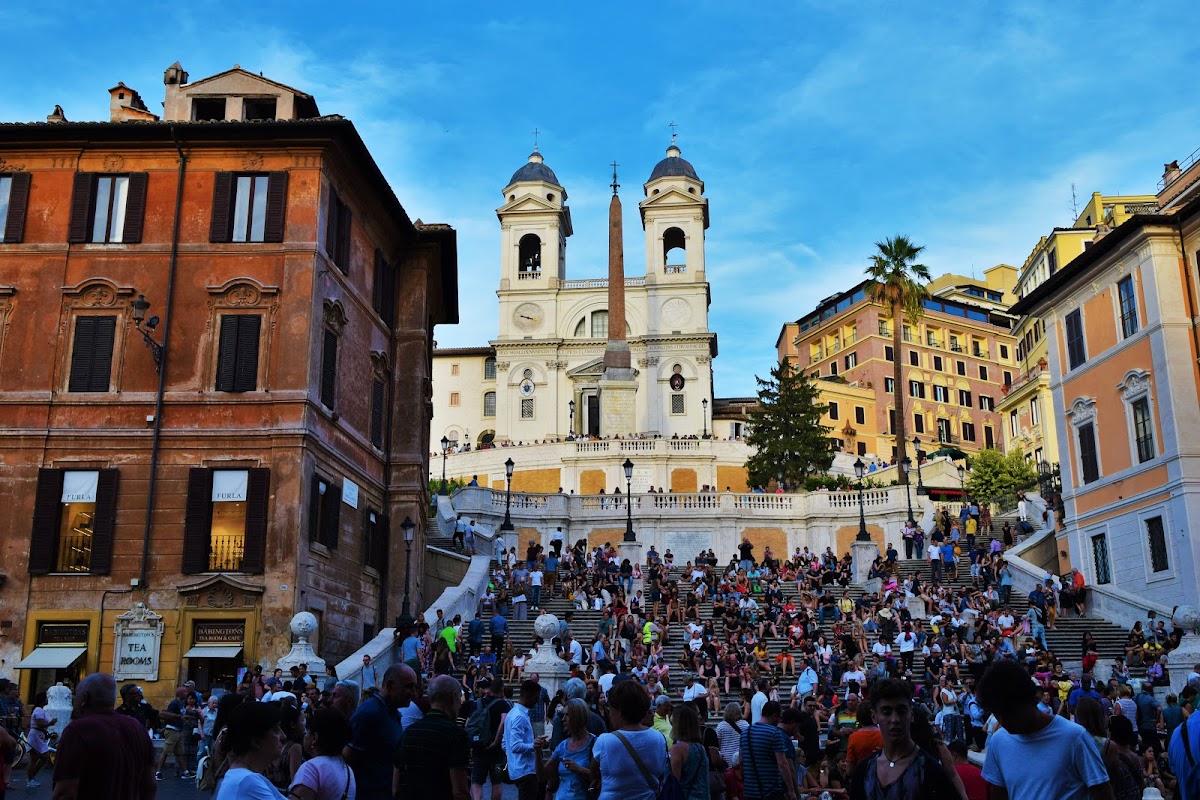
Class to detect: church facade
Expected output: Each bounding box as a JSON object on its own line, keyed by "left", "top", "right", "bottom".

{"left": 431, "top": 143, "right": 718, "bottom": 448}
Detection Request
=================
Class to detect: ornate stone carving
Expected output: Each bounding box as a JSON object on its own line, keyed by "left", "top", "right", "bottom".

{"left": 370, "top": 350, "right": 391, "bottom": 378}
{"left": 495, "top": 362, "right": 510, "bottom": 370}
{"left": 1118, "top": 369, "right": 1151, "bottom": 401}
{"left": 205, "top": 587, "right": 236, "bottom": 608}
{"left": 102, "top": 155, "right": 125, "bottom": 172}
{"left": 696, "top": 355, "right": 711, "bottom": 364}
{"left": 1068, "top": 397, "right": 1097, "bottom": 426}
{"left": 323, "top": 298, "right": 348, "bottom": 335}
{"left": 0, "top": 157, "right": 25, "bottom": 172}
{"left": 242, "top": 151, "right": 265, "bottom": 171}
{"left": 225, "top": 284, "right": 261, "bottom": 306}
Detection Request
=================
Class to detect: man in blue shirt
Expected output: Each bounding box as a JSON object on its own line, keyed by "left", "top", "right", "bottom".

{"left": 489, "top": 607, "right": 508, "bottom": 654}
{"left": 398, "top": 627, "right": 421, "bottom": 674}
{"left": 941, "top": 542, "right": 957, "bottom": 580}
{"left": 1168, "top": 712, "right": 1200, "bottom": 800}
{"left": 468, "top": 611, "right": 486, "bottom": 657}
{"left": 504, "top": 679, "right": 547, "bottom": 800}
{"left": 347, "top": 663, "right": 418, "bottom": 800}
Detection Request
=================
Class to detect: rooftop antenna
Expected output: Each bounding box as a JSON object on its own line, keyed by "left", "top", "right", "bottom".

{"left": 1070, "top": 182, "right": 1079, "bottom": 221}
{"left": 531, "top": 127, "right": 540, "bottom": 153}
{"left": 610, "top": 161, "right": 620, "bottom": 196}
{"left": 668, "top": 120, "right": 679, "bottom": 145}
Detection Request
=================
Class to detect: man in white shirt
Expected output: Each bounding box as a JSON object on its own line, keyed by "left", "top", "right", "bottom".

{"left": 841, "top": 664, "right": 867, "bottom": 693}
{"left": 750, "top": 679, "right": 770, "bottom": 724}
{"left": 529, "top": 566, "right": 545, "bottom": 609}
{"left": 566, "top": 634, "right": 584, "bottom": 667}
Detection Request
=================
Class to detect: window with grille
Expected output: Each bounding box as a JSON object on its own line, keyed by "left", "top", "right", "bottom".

{"left": 1078, "top": 422, "right": 1100, "bottom": 484}
{"left": 1146, "top": 516, "right": 1168, "bottom": 572}
{"left": 484, "top": 357, "right": 497, "bottom": 380}
{"left": 520, "top": 398, "right": 534, "bottom": 419}
{"left": 483, "top": 391, "right": 496, "bottom": 418}
{"left": 671, "top": 394, "right": 685, "bottom": 414}
{"left": 590, "top": 311, "right": 609, "bottom": 338}
{"left": 1132, "top": 397, "right": 1154, "bottom": 463}
{"left": 1065, "top": 310, "right": 1087, "bottom": 369}
{"left": 1118, "top": 276, "right": 1138, "bottom": 338}
{"left": 1091, "top": 533, "right": 1111, "bottom": 584}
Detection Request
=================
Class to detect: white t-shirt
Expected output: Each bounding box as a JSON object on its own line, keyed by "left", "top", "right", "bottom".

{"left": 683, "top": 683, "right": 707, "bottom": 702}
{"left": 530, "top": 570, "right": 544, "bottom": 587}
{"left": 598, "top": 672, "right": 616, "bottom": 697}
{"left": 898, "top": 632, "right": 917, "bottom": 653}
{"left": 872, "top": 642, "right": 892, "bottom": 659}
{"left": 750, "top": 691, "right": 769, "bottom": 724}
{"left": 217, "top": 768, "right": 287, "bottom": 800}
{"left": 289, "top": 755, "right": 357, "bottom": 800}
{"left": 842, "top": 669, "right": 866, "bottom": 687}
{"left": 982, "top": 714, "right": 1108, "bottom": 800}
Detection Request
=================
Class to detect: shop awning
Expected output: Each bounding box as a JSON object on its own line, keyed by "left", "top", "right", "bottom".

{"left": 183, "top": 646, "right": 243, "bottom": 659}
{"left": 15, "top": 646, "right": 87, "bottom": 669}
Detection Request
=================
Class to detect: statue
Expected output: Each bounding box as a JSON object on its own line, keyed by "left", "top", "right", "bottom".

{"left": 45, "top": 682, "right": 73, "bottom": 738}
{"left": 275, "top": 611, "right": 328, "bottom": 681}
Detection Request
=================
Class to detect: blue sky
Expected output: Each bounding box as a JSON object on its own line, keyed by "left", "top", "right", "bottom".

{"left": 3, "top": 1, "right": 1197, "bottom": 396}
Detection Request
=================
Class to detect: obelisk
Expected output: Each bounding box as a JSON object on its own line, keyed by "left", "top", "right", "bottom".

{"left": 599, "top": 163, "right": 638, "bottom": 436}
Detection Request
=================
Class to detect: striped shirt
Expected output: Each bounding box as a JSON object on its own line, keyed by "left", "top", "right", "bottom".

{"left": 740, "top": 722, "right": 789, "bottom": 799}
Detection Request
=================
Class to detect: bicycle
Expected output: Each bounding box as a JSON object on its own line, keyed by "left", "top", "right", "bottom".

{"left": 12, "top": 729, "right": 57, "bottom": 769}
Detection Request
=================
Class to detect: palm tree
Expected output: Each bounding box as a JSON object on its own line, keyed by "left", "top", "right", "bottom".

{"left": 867, "top": 236, "right": 931, "bottom": 484}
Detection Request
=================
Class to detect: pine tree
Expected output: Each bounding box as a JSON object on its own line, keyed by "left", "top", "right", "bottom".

{"left": 745, "top": 360, "right": 834, "bottom": 488}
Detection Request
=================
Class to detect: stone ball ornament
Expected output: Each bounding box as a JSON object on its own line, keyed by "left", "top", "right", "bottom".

{"left": 1172, "top": 605, "right": 1199, "bottom": 631}
{"left": 291, "top": 611, "right": 318, "bottom": 640}
{"left": 534, "top": 613, "right": 560, "bottom": 642}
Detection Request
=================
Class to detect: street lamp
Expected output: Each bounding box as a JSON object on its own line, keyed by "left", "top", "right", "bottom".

{"left": 440, "top": 435, "right": 450, "bottom": 495}
{"left": 854, "top": 457, "right": 870, "bottom": 541}
{"left": 623, "top": 458, "right": 635, "bottom": 542}
{"left": 901, "top": 457, "right": 914, "bottom": 525}
{"left": 129, "top": 294, "right": 165, "bottom": 372}
{"left": 957, "top": 464, "right": 967, "bottom": 510}
{"left": 701, "top": 398, "right": 709, "bottom": 439}
{"left": 913, "top": 436, "right": 926, "bottom": 495}
{"left": 397, "top": 516, "right": 416, "bottom": 631}
{"left": 569, "top": 399, "right": 576, "bottom": 436}
{"left": 777, "top": 468, "right": 784, "bottom": 493}
{"left": 501, "top": 458, "right": 515, "bottom": 532}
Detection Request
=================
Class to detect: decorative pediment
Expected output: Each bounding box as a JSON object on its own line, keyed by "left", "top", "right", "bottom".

{"left": 567, "top": 358, "right": 606, "bottom": 378}
{"left": 1068, "top": 396, "right": 1097, "bottom": 427}
{"left": 178, "top": 574, "right": 265, "bottom": 609}
{"left": 497, "top": 194, "right": 560, "bottom": 214}
{"left": 1117, "top": 369, "right": 1151, "bottom": 401}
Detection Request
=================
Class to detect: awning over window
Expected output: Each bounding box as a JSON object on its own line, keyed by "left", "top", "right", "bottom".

{"left": 183, "top": 646, "right": 244, "bottom": 659}
{"left": 61, "top": 471, "right": 99, "bottom": 503}
{"left": 15, "top": 646, "right": 87, "bottom": 669}
{"left": 212, "top": 470, "right": 248, "bottom": 503}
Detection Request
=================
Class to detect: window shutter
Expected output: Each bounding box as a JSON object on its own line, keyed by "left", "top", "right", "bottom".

{"left": 322, "top": 484, "right": 342, "bottom": 549}
{"left": 370, "top": 379, "right": 385, "bottom": 448}
{"left": 337, "top": 203, "right": 352, "bottom": 272}
{"left": 121, "top": 172, "right": 149, "bottom": 243}
{"left": 182, "top": 468, "right": 214, "bottom": 574}
{"left": 325, "top": 189, "right": 339, "bottom": 257}
{"left": 320, "top": 330, "right": 338, "bottom": 408}
{"left": 215, "top": 315, "right": 240, "bottom": 392}
{"left": 209, "top": 172, "right": 234, "bottom": 242}
{"left": 3, "top": 172, "right": 31, "bottom": 243}
{"left": 381, "top": 261, "right": 396, "bottom": 328}
{"left": 263, "top": 171, "right": 288, "bottom": 243}
{"left": 68, "top": 315, "right": 116, "bottom": 392}
{"left": 376, "top": 514, "right": 389, "bottom": 571}
{"left": 241, "top": 468, "right": 270, "bottom": 574}
{"left": 67, "top": 172, "right": 93, "bottom": 244}
{"left": 88, "top": 468, "right": 119, "bottom": 574}
{"left": 372, "top": 249, "right": 385, "bottom": 315}
{"left": 234, "top": 315, "right": 261, "bottom": 392}
{"left": 29, "top": 468, "right": 64, "bottom": 575}
{"left": 308, "top": 475, "right": 323, "bottom": 543}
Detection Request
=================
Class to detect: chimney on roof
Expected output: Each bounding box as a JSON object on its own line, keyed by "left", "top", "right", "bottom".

{"left": 164, "top": 62, "right": 188, "bottom": 86}
{"left": 1164, "top": 160, "right": 1182, "bottom": 187}
{"left": 46, "top": 105, "right": 67, "bottom": 123}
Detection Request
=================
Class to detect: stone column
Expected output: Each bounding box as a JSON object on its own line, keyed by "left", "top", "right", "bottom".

{"left": 852, "top": 540, "right": 880, "bottom": 589}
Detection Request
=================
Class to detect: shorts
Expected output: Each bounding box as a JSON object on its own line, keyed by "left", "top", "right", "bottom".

{"left": 471, "top": 748, "right": 505, "bottom": 784}
{"left": 163, "top": 727, "right": 185, "bottom": 757}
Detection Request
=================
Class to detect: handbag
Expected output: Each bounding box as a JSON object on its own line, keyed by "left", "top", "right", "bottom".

{"left": 744, "top": 725, "right": 787, "bottom": 800}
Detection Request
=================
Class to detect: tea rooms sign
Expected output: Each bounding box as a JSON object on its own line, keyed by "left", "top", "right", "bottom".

{"left": 112, "top": 603, "right": 164, "bottom": 681}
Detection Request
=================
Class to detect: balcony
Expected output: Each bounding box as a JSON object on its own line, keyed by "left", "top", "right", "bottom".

{"left": 878, "top": 324, "right": 892, "bottom": 337}
{"left": 517, "top": 270, "right": 542, "bottom": 281}
{"left": 949, "top": 343, "right": 963, "bottom": 353}
{"left": 926, "top": 337, "right": 941, "bottom": 348}
{"left": 902, "top": 332, "right": 915, "bottom": 343}
{"left": 972, "top": 347, "right": 988, "bottom": 359}
{"left": 209, "top": 533, "right": 245, "bottom": 572}
{"left": 664, "top": 265, "right": 687, "bottom": 274}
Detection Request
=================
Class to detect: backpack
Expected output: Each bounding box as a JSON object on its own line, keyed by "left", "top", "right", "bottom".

{"left": 466, "top": 697, "right": 501, "bottom": 748}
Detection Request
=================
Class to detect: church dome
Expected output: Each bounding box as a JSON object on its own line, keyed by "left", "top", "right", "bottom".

{"left": 507, "top": 150, "right": 562, "bottom": 188}
{"left": 648, "top": 143, "right": 700, "bottom": 182}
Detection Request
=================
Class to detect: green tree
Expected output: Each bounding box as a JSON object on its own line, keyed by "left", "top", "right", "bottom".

{"left": 745, "top": 360, "right": 834, "bottom": 488}
{"left": 965, "top": 448, "right": 1038, "bottom": 504}
{"left": 866, "top": 236, "right": 931, "bottom": 484}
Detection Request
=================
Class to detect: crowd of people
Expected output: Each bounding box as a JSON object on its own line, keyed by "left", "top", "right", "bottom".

{"left": 2, "top": 499, "right": 1198, "bottom": 799}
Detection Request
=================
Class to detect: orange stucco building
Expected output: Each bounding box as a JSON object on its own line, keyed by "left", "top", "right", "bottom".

{"left": 1010, "top": 156, "right": 1200, "bottom": 614}
{"left": 0, "top": 65, "right": 457, "bottom": 706}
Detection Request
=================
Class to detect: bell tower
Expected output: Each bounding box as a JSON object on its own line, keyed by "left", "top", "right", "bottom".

{"left": 496, "top": 149, "right": 573, "bottom": 289}
{"left": 639, "top": 142, "right": 708, "bottom": 282}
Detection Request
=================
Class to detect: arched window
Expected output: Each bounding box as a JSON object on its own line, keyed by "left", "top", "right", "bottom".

{"left": 663, "top": 227, "right": 686, "bottom": 272}
{"left": 483, "top": 391, "right": 496, "bottom": 418}
{"left": 484, "top": 357, "right": 496, "bottom": 380}
{"left": 590, "top": 310, "right": 609, "bottom": 338}
{"left": 573, "top": 318, "right": 586, "bottom": 337}
{"left": 518, "top": 234, "right": 541, "bottom": 272}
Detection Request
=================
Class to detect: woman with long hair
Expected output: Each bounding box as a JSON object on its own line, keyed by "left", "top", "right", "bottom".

{"left": 264, "top": 702, "right": 304, "bottom": 792}
{"left": 543, "top": 698, "right": 596, "bottom": 800}
{"left": 669, "top": 704, "right": 710, "bottom": 800}
{"left": 287, "top": 708, "right": 355, "bottom": 800}
{"left": 1075, "top": 697, "right": 1143, "bottom": 800}
{"left": 215, "top": 702, "right": 287, "bottom": 799}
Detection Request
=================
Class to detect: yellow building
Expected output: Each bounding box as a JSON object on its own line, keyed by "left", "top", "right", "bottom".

{"left": 1000, "top": 194, "right": 1158, "bottom": 470}
{"left": 778, "top": 266, "right": 1019, "bottom": 460}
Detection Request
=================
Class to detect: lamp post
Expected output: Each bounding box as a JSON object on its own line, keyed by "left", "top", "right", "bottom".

{"left": 913, "top": 436, "right": 926, "bottom": 495}
{"left": 129, "top": 294, "right": 165, "bottom": 372}
{"left": 623, "top": 458, "right": 635, "bottom": 542}
{"left": 439, "top": 435, "right": 450, "bottom": 495}
{"left": 701, "top": 398, "right": 709, "bottom": 439}
{"left": 397, "top": 516, "right": 416, "bottom": 631}
{"left": 957, "top": 464, "right": 966, "bottom": 510}
{"left": 854, "top": 457, "right": 870, "bottom": 541}
{"left": 901, "top": 457, "right": 914, "bottom": 525}
{"left": 569, "top": 399, "right": 576, "bottom": 436}
{"left": 501, "top": 458, "right": 515, "bottom": 532}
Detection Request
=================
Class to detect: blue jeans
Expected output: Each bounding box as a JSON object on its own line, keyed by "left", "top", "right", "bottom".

{"left": 531, "top": 586, "right": 542, "bottom": 608}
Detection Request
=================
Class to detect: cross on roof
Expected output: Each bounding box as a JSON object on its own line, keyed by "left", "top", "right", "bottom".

{"left": 668, "top": 121, "right": 679, "bottom": 144}
{"left": 531, "top": 127, "right": 540, "bottom": 152}
{"left": 610, "top": 161, "right": 620, "bottom": 195}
